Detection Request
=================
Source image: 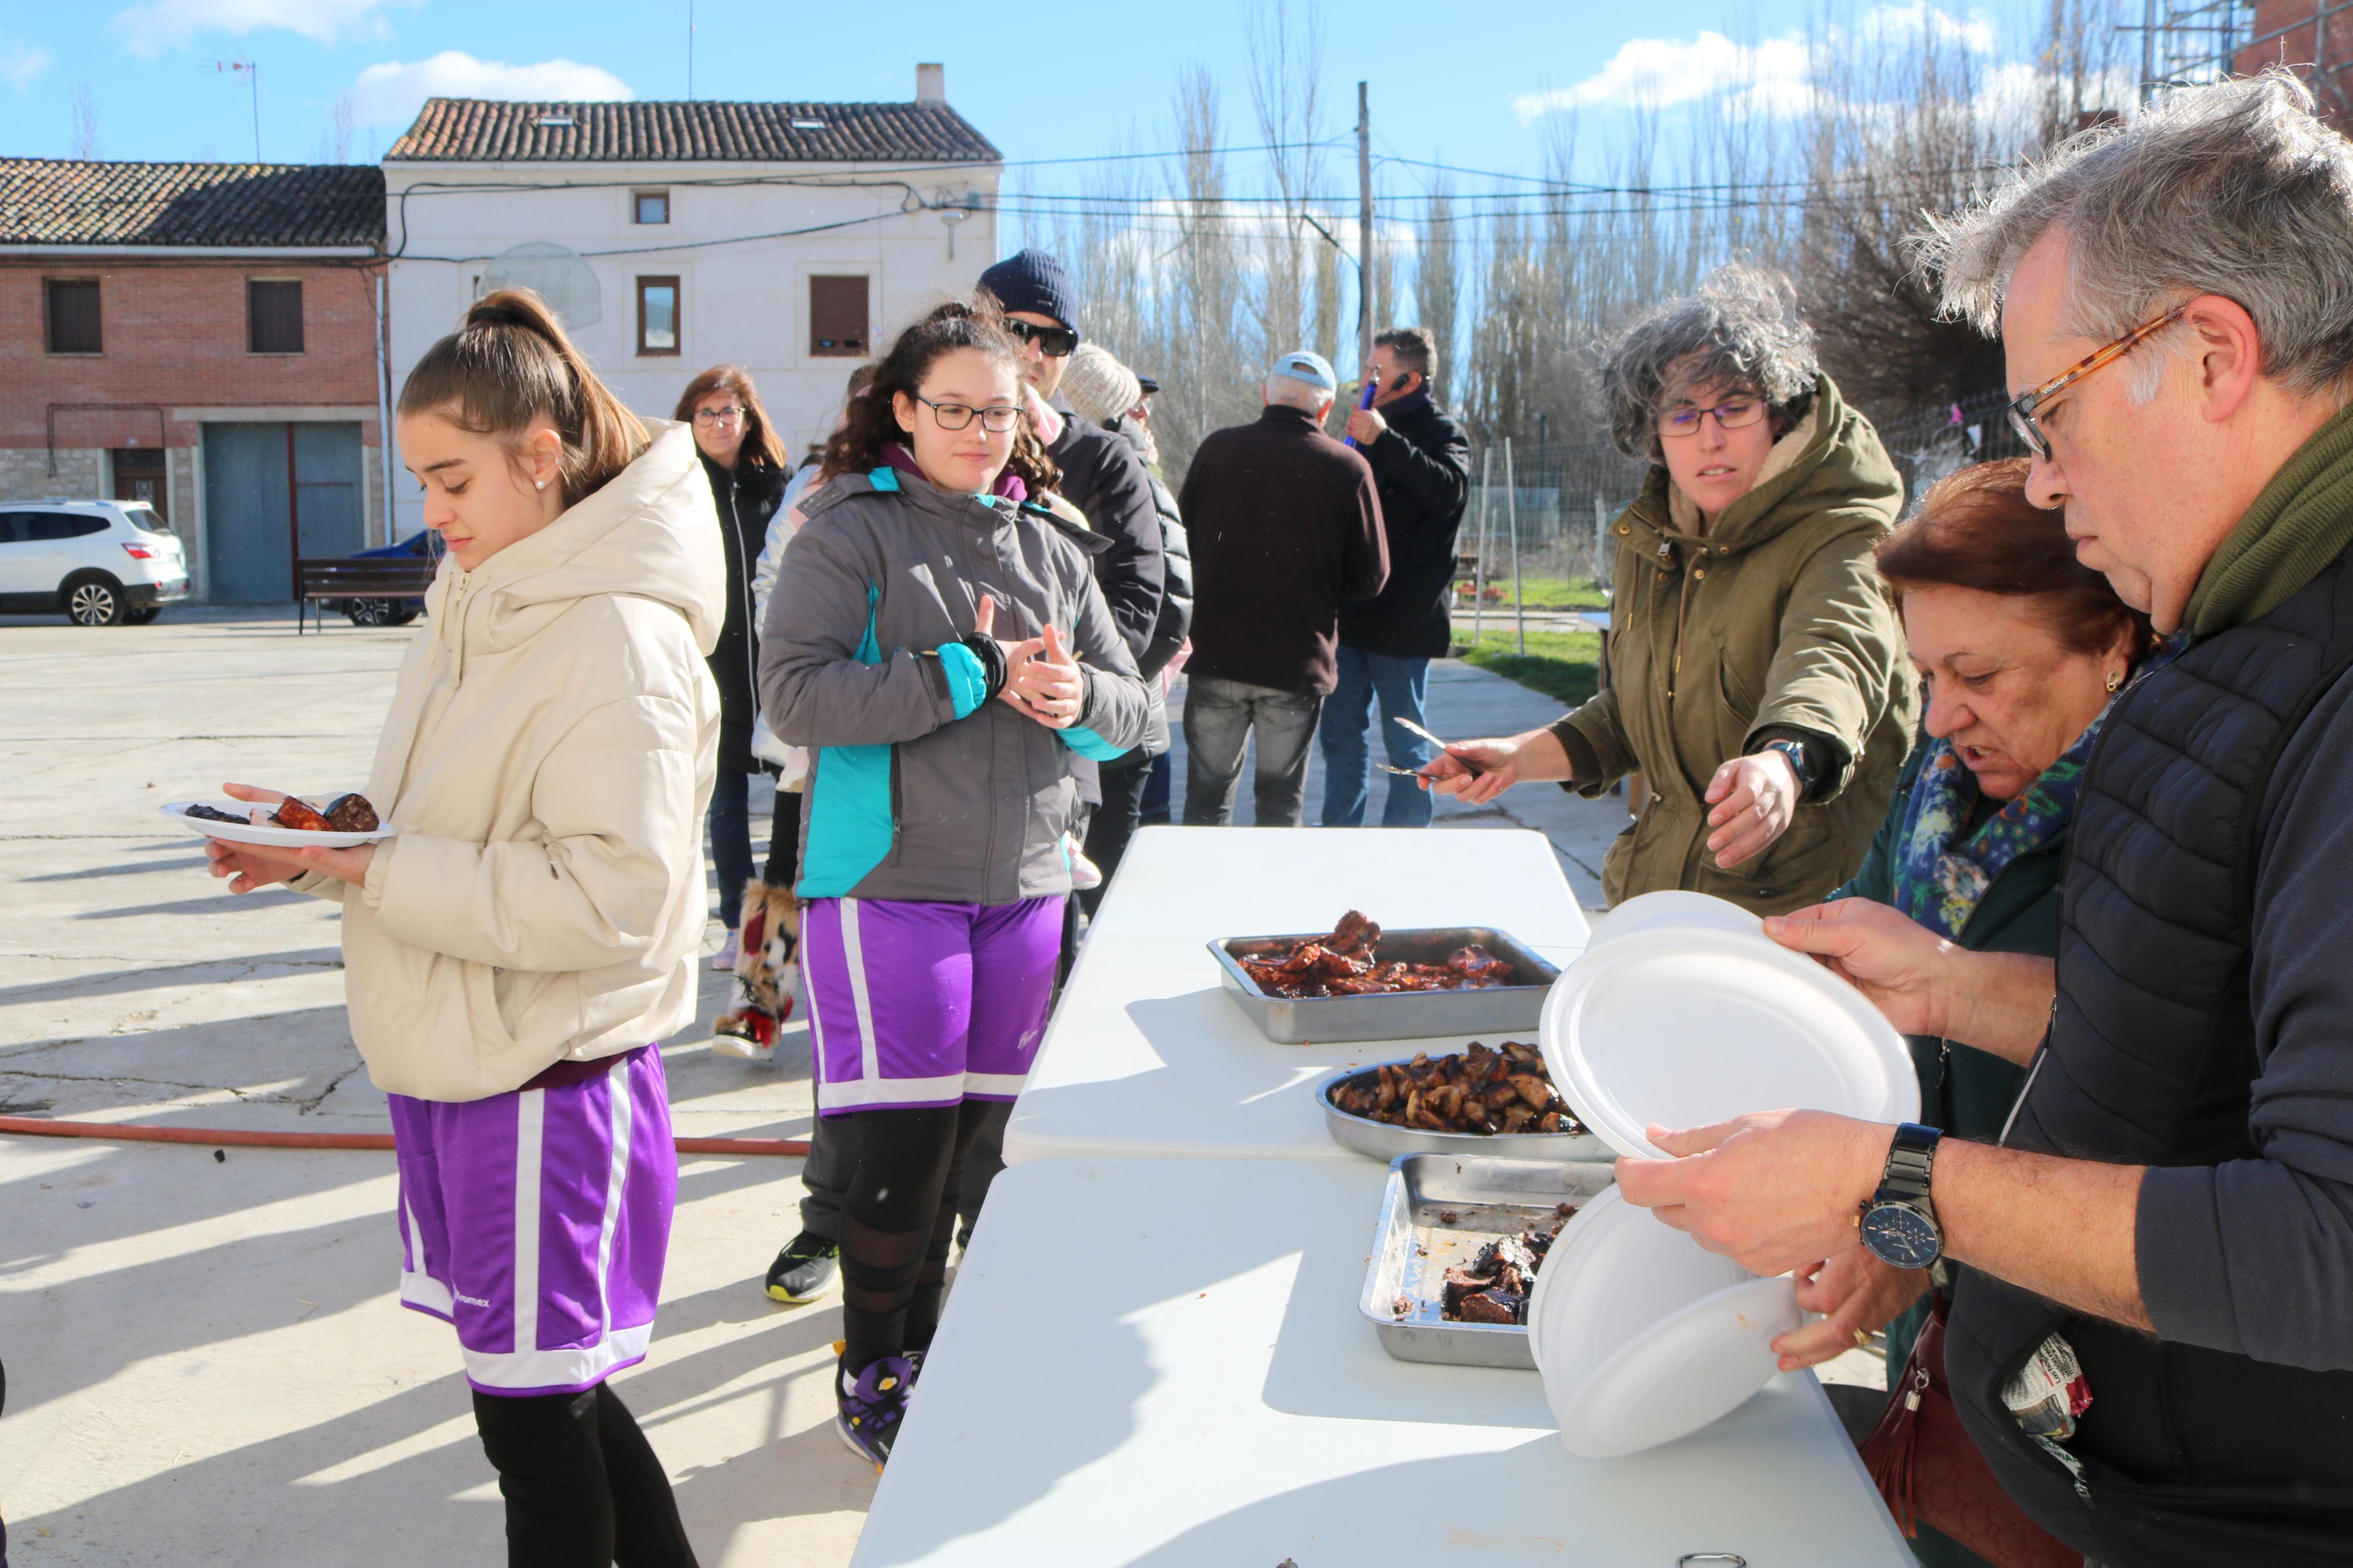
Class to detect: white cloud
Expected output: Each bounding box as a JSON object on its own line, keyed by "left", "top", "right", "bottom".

{"left": 2, "top": 37, "right": 51, "bottom": 91}
{"left": 1516, "top": 4, "right": 2003, "bottom": 120}
{"left": 112, "top": 0, "right": 414, "bottom": 56}
{"left": 349, "top": 51, "right": 632, "bottom": 130}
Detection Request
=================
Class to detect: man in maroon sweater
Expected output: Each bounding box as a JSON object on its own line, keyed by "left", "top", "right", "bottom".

{"left": 1178, "top": 351, "right": 1389, "bottom": 826}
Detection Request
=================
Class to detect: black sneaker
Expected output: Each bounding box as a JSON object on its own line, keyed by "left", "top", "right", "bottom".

{"left": 764, "top": 1231, "right": 840, "bottom": 1303}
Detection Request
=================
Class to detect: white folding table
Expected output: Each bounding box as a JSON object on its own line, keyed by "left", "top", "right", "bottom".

{"left": 1003, "top": 826, "right": 1591, "bottom": 1165}
{"left": 852, "top": 1156, "right": 1913, "bottom": 1567}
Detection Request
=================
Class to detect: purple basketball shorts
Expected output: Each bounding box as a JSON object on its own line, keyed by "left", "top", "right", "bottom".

{"left": 801, "top": 894, "right": 1062, "bottom": 1117}
{"left": 388, "top": 1044, "right": 676, "bottom": 1396}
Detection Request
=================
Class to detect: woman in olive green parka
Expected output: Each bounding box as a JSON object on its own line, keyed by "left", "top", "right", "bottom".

{"left": 1427, "top": 267, "right": 1917, "bottom": 915}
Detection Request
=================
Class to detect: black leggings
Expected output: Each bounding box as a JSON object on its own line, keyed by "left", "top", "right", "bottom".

{"left": 838, "top": 1100, "right": 993, "bottom": 1373}
{"left": 760, "top": 785, "right": 803, "bottom": 888}
{"left": 473, "top": 1383, "right": 698, "bottom": 1568}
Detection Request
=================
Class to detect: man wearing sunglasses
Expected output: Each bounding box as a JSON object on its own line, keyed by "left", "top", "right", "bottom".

{"left": 1614, "top": 75, "right": 2353, "bottom": 1566}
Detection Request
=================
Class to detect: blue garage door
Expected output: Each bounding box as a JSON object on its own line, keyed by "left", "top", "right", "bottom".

{"left": 202, "top": 422, "right": 364, "bottom": 603}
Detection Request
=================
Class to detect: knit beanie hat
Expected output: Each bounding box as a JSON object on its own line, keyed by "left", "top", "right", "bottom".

{"left": 1057, "top": 344, "right": 1143, "bottom": 429}
{"left": 978, "top": 249, "right": 1080, "bottom": 332}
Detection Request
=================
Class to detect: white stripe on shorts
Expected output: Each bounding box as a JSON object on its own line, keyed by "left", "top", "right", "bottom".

{"left": 463, "top": 1321, "right": 654, "bottom": 1395}
{"left": 839, "top": 897, "right": 881, "bottom": 1084}
{"left": 592, "top": 1053, "right": 634, "bottom": 1342}
{"left": 964, "top": 1072, "right": 1030, "bottom": 1097}
{"left": 513, "top": 1088, "right": 545, "bottom": 1356}
{"left": 817, "top": 1070, "right": 969, "bottom": 1111}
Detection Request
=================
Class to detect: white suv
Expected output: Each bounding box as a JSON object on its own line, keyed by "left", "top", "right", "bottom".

{"left": 0, "top": 500, "right": 190, "bottom": 625}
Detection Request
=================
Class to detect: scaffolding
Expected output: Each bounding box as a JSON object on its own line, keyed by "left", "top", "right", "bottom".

{"left": 2128, "top": 0, "right": 2353, "bottom": 120}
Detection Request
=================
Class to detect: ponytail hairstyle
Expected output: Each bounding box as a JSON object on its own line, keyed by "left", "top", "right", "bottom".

{"left": 399, "top": 288, "right": 650, "bottom": 508}
{"left": 808, "top": 360, "right": 881, "bottom": 474}
{"left": 673, "top": 362, "right": 789, "bottom": 475}
{"left": 822, "top": 297, "right": 1059, "bottom": 493}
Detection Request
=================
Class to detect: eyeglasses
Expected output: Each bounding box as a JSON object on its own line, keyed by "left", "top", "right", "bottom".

{"left": 915, "top": 394, "right": 1023, "bottom": 434}
{"left": 1657, "top": 397, "right": 1765, "bottom": 439}
{"left": 692, "top": 405, "right": 744, "bottom": 425}
{"left": 1005, "top": 319, "right": 1080, "bottom": 357}
{"left": 2003, "top": 307, "right": 2186, "bottom": 462}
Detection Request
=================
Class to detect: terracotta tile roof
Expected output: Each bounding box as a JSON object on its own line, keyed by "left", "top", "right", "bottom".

{"left": 386, "top": 98, "right": 1000, "bottom": 164}
{"left": 0, "top": 159, "right": 385, "bottom": 248}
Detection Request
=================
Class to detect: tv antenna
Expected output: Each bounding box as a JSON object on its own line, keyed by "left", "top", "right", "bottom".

{"left": 204, "top": 59, "right": 261, "bottom": 162}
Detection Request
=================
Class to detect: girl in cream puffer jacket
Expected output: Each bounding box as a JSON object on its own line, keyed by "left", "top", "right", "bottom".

{"left": 199, "top": 290, "right": 715, "bottom": 1567}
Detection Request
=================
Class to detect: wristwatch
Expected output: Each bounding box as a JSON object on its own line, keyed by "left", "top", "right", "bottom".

{"left": 1759, "top": 737, "right": 1818, "bottom": 799}
{"left": 1858, "top": 1123, "right": 1944, "bottom": 1270}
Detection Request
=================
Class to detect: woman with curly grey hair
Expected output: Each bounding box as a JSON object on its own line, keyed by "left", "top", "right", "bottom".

{"left": 1424, "top": 265, "right": 1917, "bottom": 913}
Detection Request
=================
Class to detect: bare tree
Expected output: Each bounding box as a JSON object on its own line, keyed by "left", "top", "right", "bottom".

{"left": 69, "top": 83, "right": 100, "bottom": 160}
{"left": 314, "top": 92, "right": 357, "bottom": 163}
{"left": 1416, "top": 169, "right": 1461, "bottom": 401}
{"left": 1244, "top": 0, "right": 1328, "bottom": 371}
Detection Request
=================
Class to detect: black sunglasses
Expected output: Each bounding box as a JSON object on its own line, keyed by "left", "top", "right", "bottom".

{"left": 1006, "top": 319, "right": 1079, "bottom": 357}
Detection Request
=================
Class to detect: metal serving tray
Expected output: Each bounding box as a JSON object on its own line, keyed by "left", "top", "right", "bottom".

{"left": 1206, "top": 925, "right": 1561, "bottom": 1044}
{"left": 1360, "top": 1154, "right": 1620, "bottom": 1370}
{"left": 1318, "top": 1064, "right": 1613, "bottom": 1164}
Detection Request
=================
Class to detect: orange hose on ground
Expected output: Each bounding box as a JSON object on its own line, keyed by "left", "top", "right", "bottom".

{"left": 0, "top": 1115, "right": 808, "bottom": 1157}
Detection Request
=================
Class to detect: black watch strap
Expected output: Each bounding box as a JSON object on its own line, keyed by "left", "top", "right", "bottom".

{"left": 1878, "top": 1122, "right": 1942, "bottom": 1204}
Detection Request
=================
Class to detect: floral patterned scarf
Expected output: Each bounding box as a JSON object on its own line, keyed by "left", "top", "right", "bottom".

{"left": 1891, "top": 645, "right": 2177, "bottom": 941}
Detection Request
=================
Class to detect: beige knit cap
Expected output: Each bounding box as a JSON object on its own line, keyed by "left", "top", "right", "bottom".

{"left": 1057, "top": 343, "right": 1144, "bottom": 428}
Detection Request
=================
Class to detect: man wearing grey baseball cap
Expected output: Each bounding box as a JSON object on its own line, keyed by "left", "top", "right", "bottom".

{"left": 1178, "top": 350, "right": 1390, "bottom": 826}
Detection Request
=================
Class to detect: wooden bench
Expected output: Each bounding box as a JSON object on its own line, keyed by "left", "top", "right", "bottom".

{"left": 293, "top": 558, "right": 438, "bottom": 634}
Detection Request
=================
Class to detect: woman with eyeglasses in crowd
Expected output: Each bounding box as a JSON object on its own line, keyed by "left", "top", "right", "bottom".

{"left": 1422, "top": 264, "right": 1918, "bottom": 915}
{"left": 675, "top": 367, "right": 792, "bottom": 972}
{"left": 758, "top": 297, "right": 1150, "bottom": 1466}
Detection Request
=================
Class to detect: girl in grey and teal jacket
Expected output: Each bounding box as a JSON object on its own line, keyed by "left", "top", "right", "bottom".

{"left": 753, "top": 298, "right": 1148, "bottom": 1469}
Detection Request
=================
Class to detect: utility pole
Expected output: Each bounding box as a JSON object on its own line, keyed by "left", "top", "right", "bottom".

{"left": 2139, "top": 0, "right": 2157, "bottom": 108}
{"left": 1357, "top": 81, "right": 1374, "bottom": 381}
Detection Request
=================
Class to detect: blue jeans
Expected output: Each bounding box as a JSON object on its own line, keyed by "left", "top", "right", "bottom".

{"left": 707, "top": 770, "right": 759, "bottom": 928}
{"left": 1318, "top": 647, "right": 1433, "bottom": 828}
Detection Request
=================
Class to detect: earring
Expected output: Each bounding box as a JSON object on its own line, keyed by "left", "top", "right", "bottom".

{"left": 535, "top": 479, "right": 546, "bottom": 491}
{"left": 2104, "top": 668, "right": 2124, "bottom": 693}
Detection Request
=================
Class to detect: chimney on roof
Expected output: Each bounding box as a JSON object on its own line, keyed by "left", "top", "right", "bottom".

{"left": 917, "top": 63, "right": 945, "bottom": 104}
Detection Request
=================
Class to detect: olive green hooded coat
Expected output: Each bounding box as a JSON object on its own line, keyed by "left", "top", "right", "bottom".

{"left": 1552, "top": 376, "right": 1917, "bottom": 915}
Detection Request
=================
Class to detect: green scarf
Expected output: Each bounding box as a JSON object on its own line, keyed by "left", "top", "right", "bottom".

{"left": 2185, "top": 403, "right": 2353, "bottom": 637}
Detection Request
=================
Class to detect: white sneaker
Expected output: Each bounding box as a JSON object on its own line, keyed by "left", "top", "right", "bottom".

{"left": 709, "top": 929, "right": 741, "bottom": 970}
{"left": 1067, "top": 834, "right": 1103, "bottom": 890}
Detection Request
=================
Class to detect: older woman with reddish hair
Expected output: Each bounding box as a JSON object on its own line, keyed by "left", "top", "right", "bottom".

{"left": 1765, "top": 458, "right": 2163, "bottom": 1558}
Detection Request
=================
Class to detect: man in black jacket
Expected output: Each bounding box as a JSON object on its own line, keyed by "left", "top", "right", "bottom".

{"left": 1613, "top": 76, "right": 2353, "bottom": 1568}
{"left": 1320, "top": 326, "right": 1471, "bottom": 828}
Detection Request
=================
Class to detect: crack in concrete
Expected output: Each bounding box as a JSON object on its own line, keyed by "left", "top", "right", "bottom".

{"left": 294, "top": 1061, "right": 365, "bottom": 1116}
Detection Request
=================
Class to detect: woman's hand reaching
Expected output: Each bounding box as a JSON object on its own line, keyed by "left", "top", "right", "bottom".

{"left": 1418, "top": 727, "right": 1571, "bottom": 805}
{"left": 1704, "top": 751, "right": 1799, "bottom": 869}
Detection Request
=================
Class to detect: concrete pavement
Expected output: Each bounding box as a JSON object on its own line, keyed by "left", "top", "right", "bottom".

{"left": 0, "top": 613, "right": 1638, "bottom": 1565}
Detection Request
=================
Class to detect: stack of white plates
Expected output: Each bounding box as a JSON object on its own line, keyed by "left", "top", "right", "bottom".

{"left": 1527, "top": 891, "right": 1918, "bottom": 1458}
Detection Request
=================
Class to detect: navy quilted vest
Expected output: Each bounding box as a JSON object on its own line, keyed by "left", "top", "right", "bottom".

{"left": 1946, "top": 547, "right": 2353, "bottom": 1567}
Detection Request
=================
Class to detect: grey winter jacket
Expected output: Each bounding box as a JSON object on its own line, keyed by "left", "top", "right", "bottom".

{"left": 758, "top": 467, "right": 1152, "bottom": 904}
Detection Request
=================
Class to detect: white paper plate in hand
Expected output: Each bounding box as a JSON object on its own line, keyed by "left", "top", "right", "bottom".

{"left": 161, "top": 801, "right": 394, "bottom": 850}
{"left": 1538, "top": 924, "right": 1917, "bottom": 1161}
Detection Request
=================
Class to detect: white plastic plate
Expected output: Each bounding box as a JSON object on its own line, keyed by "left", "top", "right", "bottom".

{"left": 1529, "top": 1185, "right": 1802, "bottom": 1459}
{"left": 1539, "top": 925, "right": 1917, "bottom": 1161}
{"left": 1582, "top": 889, "right": 1765, "bottom": 951}
{"left": 160, "top": 801, "right": 393, "bottom": 851}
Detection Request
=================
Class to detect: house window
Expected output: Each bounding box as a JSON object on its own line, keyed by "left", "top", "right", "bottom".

{"left": 636, "top": 276, "right": 680, "bottom": 355}
{"left": 810, "top": 275, "right": 868, "bottom": 357}
{"left": 248, "top": 280, "right": 304, "bottom": 354}
{"left": 45, "top": 279, "right": 101, "bottom": 354}
{"left": 634, "top": 190, "right": 670, "bottom": 225}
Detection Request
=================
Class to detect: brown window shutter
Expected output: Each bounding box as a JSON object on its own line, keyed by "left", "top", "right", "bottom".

{"left": 45, "top": 279, "right": 101, "bottom": 354}
{"left": 810, "top": 275, "right": 869, "bottom": 357}
{"left": 248, "top": 280, "right": 304, "bottom": 354}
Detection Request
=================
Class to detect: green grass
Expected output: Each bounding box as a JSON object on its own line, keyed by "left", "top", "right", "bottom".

{"left": 1454, "top": 626, "right": 1602, "bottom": 709}
{"left": 1455, "top": 572, "right": 1610, "bottom": 612}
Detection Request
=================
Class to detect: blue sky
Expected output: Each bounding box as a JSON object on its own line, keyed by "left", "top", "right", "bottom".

{"left": 0, "top": 0, "right": 2051, "bottom": 185}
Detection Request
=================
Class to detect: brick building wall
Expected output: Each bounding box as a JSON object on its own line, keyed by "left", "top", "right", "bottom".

{"left": 0, "top": 255, "right": 388, "bottom": 599}
{"left": 2235, "top": 0, "right": 2353, "bottom": 127}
